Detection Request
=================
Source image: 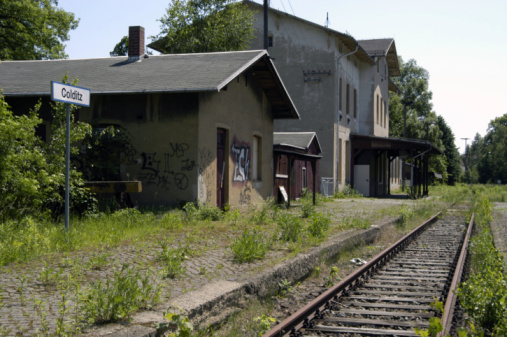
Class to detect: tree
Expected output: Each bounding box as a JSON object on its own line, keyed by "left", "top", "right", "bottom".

{"left": 0, "top": 0, "right": 79, "bottom": 60}
{"left": 150, "top": 0, "right": 255, "bottom": 54}
{"left": 389, "top": 57, "right": 455, "bottom": 183}
{"left": 389, "top": 57, "right": 433, "bottom": 139}
{"left": 437, "top": 116, "right": 461, "bottom": 185}
{"left": 463, "top": 133, "right": 483, "bottom": 184}
{"left": 0, "top": 77, "right": 96, "bottom": 221}
{"left": 478, "top": 113, "right": 507, "bottom": 184}
{"left": 110, "top": 36, "right": 129, "bottom": 56}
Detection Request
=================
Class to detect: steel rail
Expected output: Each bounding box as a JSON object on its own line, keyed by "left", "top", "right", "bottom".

{"left": 262, "top": 211, "right": 442, "bottom": 337}
{"left": 438, "top": 213, "right": 474, "bottom": 336}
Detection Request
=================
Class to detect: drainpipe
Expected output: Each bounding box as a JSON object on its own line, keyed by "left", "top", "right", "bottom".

{"left": 336, "top": 43, "right": 359, "bottom": 192}
{"left": 263, "top": 0, "right": 269, "bottom": 50}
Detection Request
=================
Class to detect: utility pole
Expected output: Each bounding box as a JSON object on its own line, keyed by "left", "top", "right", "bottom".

{"left": 461, "top": 137, "right": 470, "bottom": 149}
{"left": 461, "top": 137, "right": 470, "bottom": 176}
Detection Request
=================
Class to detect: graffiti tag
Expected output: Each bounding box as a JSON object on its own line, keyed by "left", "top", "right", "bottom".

{"left": 231, "top": 138, "right": 250, "bottom": 184}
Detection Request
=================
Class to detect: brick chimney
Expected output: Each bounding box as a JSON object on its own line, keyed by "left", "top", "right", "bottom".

{"left": 128, "top": 26, "right": 145, "bottom": 61}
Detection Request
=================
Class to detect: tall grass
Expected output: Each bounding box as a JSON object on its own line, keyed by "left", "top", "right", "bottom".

{"left": 457, "top": 192, "right": 507, "bottom": 336}
{"left": 0, "top": 208, "right": 177, "bottom": 266}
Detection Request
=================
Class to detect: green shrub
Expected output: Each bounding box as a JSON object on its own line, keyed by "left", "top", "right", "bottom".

{"left": 198, "top": 203, "right": 224, "bottom": 221}
{"left": 338, "top": 217, "right": 370, "bottom": 230}
{"left": 276, "top": 213, "right": 304, "bottom": 242}
{"left": 396, "top": 205, "right": 415, "bottom": 228}
{"left": 457, "top": 191, "right": 507, "bottom": 336}
{"left": 333, "top": 184, "right": 363, "bottom": 199}
{"left": 157, "top": 241, "right": 188, "bottom": 279}
{"left": 230, "top": 228, "right": 270, "bottom": 263}
{"left": 300, "top": 201, "right": 315, "bottom": 218}
{"left": 307, "top": 212, "right": 331, "bottom": 239}
{"left": 182, "top": 202, "right": 223, "bottom": 223}
{"left": 0, "top": 217, "right": 65, "bottom": 266}
{"left": 159, "top": 212, "right": 184, "bottom": 230}
{"left": 81, "top": 264, "right": 161, "bottom": 324}
{"left": 0, "top": 81, "right": 100, "bottom": 221}
{"left": 249, "top": 203, "right": 272, "bottom": 225}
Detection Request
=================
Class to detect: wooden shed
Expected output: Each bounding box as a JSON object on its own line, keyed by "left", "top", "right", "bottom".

{"left": 273, "top": 132, "right": 322, "bottom": 205}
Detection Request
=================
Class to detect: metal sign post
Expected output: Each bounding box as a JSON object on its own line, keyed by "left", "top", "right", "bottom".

{"left": 51, "top": 81, "right": 90, "bottom": 233}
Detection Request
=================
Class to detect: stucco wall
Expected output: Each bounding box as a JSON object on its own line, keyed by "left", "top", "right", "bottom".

{"left": 81, "top": 93, "right": 200, "bottom": 206}
{"left": 198, "top": 72, "right": 274, "bottom": 208}
{"left": 248, "top": 6, "right": 371, "bottom": 193}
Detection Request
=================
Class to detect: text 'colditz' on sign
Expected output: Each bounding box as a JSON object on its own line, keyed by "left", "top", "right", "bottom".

{"left": 51, "top": 81, "right": 90, "bottom": 107}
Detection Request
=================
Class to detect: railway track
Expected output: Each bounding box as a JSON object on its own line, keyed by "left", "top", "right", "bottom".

{"left": 264, "top": 210, "right": 474, "bottom": 337}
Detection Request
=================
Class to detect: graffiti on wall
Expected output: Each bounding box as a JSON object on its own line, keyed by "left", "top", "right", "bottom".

{"left": 239, "top": 185, "right": 251, "bottom": 205}
{"left": 231, "top": 137, "right": 250, "bottom": 184}
{"left": 139, "top": 142, "right": 195, "bottom": 191}
{"left": 198, "top": 147, "right": 214, "bottom": 203}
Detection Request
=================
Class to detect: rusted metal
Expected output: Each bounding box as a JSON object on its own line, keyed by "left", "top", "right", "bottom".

{"left": 438, "top": 213, "right": 475, "bottom": 336}
{"left": 262, "top": 211, "right": 442, "bottom": 337}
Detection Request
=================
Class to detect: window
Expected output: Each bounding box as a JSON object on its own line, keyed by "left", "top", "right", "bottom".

{"left": 338, "top": 139, "right": 343, "bottom": 182}
{"left": 353, "top": 89, "right": 357, "bottom": 118}
{"left": 339, "top": 78, "right": 343, "bottom": 111}
{"left": 346, "top": 83, "right": 350, "bottom": 115}
{"left": 268, "top": 35, "right": 273, "bottom": 47}
{"left": 252, "top": 135, "right": 262, "bottom": 180}
{"left": 380, "top": 98, "right": 383, "bottom": 127}
{"left": 345, "top": 140, "right": 350, "bottom": 182}
{"left": 376, "top": 95, "right": 379, "bottom": 124}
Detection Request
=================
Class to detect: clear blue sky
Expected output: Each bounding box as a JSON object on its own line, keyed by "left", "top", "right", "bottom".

{"left": 58, "top": 0, "right": 507, "bottom": 153}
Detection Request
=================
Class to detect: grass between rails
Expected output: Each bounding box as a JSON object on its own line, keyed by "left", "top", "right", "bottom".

{"left": 454, "top": 186, "right": 507, "bottom": 337}
{"left": 0, "top": 186, "right": 465, "bottom": 336}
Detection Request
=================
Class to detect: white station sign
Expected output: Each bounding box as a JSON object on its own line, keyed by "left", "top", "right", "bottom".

{"left": 51, "top": 81, "right": 90, "bottom": 107}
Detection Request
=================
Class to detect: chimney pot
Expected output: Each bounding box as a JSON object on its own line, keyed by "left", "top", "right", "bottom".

{"left": 128, "top": 26, "right": 145, "bottom": 61}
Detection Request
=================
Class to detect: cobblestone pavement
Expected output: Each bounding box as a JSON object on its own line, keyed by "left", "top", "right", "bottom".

{"left": 491, "top": 202, "right": 507, "bottom": 265}
{"left": 0, "top": 197, "right": 428, "bottom": 336}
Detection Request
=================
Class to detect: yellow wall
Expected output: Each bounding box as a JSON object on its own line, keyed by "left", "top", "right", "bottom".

{"left": 198, "top": 72, "right": 274, "bottom": 208}
{"left": 80, "top": 72, "right": 275, "bottom": 208}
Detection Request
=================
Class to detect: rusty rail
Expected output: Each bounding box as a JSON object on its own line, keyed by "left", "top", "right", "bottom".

{"left": 262, "top": 211, "right": 442, "bottom": 337}
{"left": 438, "top": 213, "right": 474, "bottom": 336}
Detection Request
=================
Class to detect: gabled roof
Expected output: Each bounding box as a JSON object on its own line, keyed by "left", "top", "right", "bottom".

{"left": 243, "top": 1, "right": 375, "bottom": 65}
{"left": 274, "top": 132, "right": 322, "bottom": 155}
{"left": 358, "top": 39, "right": 400, "bottom": 76}
{"left": 0, "top": 50, "right": 299, "bottom": 119}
